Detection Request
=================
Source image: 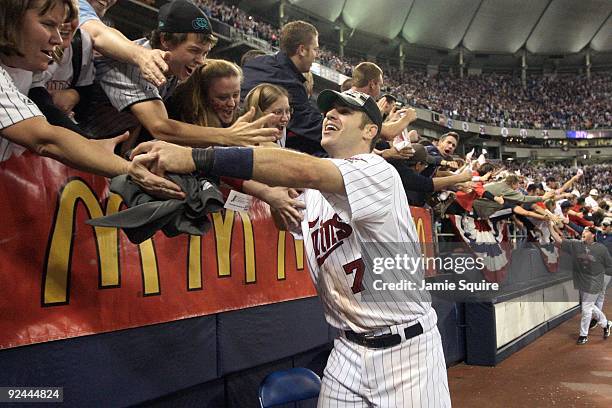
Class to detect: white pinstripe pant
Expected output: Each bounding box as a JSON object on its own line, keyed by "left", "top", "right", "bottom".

{"left": 318, "top": 325, "right": 451, "bottom": 407}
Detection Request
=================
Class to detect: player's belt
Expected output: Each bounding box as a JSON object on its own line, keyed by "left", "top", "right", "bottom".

{"left": 344, "top": 322, "right": 424, "bottom": 349}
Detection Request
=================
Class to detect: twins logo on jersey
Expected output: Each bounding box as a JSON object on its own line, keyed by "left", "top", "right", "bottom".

{"left": 309, "top": 213, "right": 353, "bottom": 266}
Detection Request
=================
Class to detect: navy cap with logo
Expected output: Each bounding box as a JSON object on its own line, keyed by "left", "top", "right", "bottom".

{"left": 317, "top": 89, "right": 383, "bottom": 136}
{"left": 158, "top": 0, "right": 213, "bottom": 35}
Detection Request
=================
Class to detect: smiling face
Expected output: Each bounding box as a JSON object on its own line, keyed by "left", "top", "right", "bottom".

{"left": 207, "top": 75, "right": 241, "bottom": 126}
{"left": 164, "top": 34, "right": 212, "bottom": 81}
{"left": 89, "top": 0, "right": 117, "bottom": 18}
{"left": 263, "top": 95, "right": 291, "bottom": 130}
{"left": 321, "top": 103, "right": 376, "bottom": 158}
{"left": 3, "top": 1, "right": 64, "bottom": 71}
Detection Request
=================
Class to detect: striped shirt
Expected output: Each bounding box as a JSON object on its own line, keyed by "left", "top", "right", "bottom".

{"left": 0, "top": 64, "right": 43, "bottom": 163}
{"left": 301, "top": 153, "right": 431, "bottom": 333}
{"left": 80, "top": 39, "right": 178, "bottom": 138}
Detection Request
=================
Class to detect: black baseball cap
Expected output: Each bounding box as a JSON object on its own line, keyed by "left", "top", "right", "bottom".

{"left": 406, "top": 144, "right": 436, "bottom": 165}
{"left": 158, "top": 0, "right": 213, "bottom": 35}
{"left": 317, "top": 89, "right": 383, "bottom": 136}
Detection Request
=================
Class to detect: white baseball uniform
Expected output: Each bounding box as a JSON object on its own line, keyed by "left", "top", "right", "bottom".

{"left": 0, "top": 64, "right": 43, "bottom": 163}
{"left": 299, "top": 153, "right": 450, "bottom": 407}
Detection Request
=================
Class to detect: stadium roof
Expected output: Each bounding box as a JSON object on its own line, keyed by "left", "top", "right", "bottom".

{"left": 239, "top": 0, "right": 612, "bottom": 69}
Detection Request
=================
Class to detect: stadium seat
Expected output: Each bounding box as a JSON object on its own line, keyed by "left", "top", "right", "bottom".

{"left": 258, "top": 367, "right": 322, "bottom": 407}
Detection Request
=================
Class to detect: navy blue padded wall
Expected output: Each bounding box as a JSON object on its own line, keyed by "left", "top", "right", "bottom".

{"left": 464, "top": 302, "right": 497, "bottom": 366}
{"left": 141, "top": 378, "right": 226, "bottom": 408}
{"left": 433, "top": 300, "right": 466, "bottom": 366}
{"left": 225, "top": 357, "right": 294, "bottom": 408}
{"left": 217, "top": 296, "right": 330, "bottom": 375}
{"left": 0, "top": 316, "right": 218, "bottom": 407}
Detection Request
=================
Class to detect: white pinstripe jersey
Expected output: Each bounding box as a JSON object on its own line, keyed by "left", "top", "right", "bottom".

{"left": 301, "top": 153, "right": 432, "bottom": 333}
{"left": 81, "top": 39, "right": 178, "bottom": 138}
{"left": 0, "top": 64, "right": 43, "bottom": 163}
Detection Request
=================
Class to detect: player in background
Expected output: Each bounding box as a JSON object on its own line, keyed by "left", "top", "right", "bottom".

{"left": 127, "top": 89, "right": 451, "bottom": 407}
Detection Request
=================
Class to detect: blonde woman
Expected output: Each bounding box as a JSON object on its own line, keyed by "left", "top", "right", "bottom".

{"left": 243, "top": 83, "right": 292, "bottom": 147}
{"left": 169, "top": 59, "right": 243, "bottom": 129}
{"left": 166, "top": 65, "right": 304, "bottom": 227}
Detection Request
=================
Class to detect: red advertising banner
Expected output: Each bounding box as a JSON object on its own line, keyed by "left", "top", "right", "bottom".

{"left": 0, "top": 152, "right": 315, "bottom": 350}
{"left": 0, "top": 152, "right": 436, "bottom": 350}
{"left": 410, "top": 206, "right": 436, "bottom": 276}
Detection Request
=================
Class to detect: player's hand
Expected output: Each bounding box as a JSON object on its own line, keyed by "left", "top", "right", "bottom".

{"left": 50, "top": 89, "right": 80, "bottom": 114}
{"left": 224, "top": 107, "right": 281, "bottom": 146}
{"left": 262, "top": 187, "right": 305, "bottom": 228}
{"left": 481, "top": 171, "right": 492, "bottom": 181}
{"left": 136, "top": 48, "right": 169, "bottom": 87}
{"left": 494, "top": 196, "right": 505, "bottom": 205}
{"left": 128, "top": 152, "right": 185, "bottom": 200}
{"left": 130, "top": 140, "right": 196, "bottom": 175}
{"left": 542, "top": 190, "right": 556, "bottom": 200}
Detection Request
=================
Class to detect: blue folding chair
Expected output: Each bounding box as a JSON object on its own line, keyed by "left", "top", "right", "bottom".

{"left": 258, "top": 367, "right": 322, "bottom": 407}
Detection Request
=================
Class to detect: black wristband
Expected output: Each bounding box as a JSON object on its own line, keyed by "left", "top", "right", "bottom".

{"left": 192, "top": 147, "right": 254, "bottom": 180}
{"left": 192, "top": 147, "right": 215, "bottom": 175}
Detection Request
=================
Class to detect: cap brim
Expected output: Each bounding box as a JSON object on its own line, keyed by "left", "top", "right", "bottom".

{"left": 317, "top": 89, "right": 362, "bottom": 113}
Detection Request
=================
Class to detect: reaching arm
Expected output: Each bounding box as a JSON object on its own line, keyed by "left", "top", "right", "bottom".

{"left": 80, "top": 20, "right": 168, "bottom": 87}
{"left": 380, "top": 108, "right": 417, "bottom": 140}
{"left": 242, "top": 181, "right": 305, "bottom": 228}
{"left": 432, "top": 170, "right": 472, "bottom": 191}
{"left": 556, "top": 173, "right": 581, "bottom": 195}
{"left": 3, "top": 116, "right": 127, "bottom": 177}
{"left": 2, "top": 117, "right": 183, "bottom": 197}
{"left": 130, "top": 102, "right": 280, "bottom": 147}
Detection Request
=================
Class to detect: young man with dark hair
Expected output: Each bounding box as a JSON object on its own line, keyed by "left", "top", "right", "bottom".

{"left": 79, "top": 0, "right": 278, "bottom": 148}
{"left": 127, "top": 89, "right": 452, "bottom": 406}
{"left": 241, "top": 20, "right": 324, "bottom": 155}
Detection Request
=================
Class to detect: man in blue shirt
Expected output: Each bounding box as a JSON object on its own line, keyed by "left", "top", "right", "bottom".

{"left": 241, "top": 21, "right": 323, "bottom": 155}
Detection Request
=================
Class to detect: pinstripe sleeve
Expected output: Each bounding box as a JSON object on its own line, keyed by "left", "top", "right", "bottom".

{"left": 0, "top": 66, "right": 43, "bottom": 162}
{"left": 97, "top": 60, "right": 162, "bottom": 112}
{"left": 322, "top": 154, "right": 394, "bottom": 225}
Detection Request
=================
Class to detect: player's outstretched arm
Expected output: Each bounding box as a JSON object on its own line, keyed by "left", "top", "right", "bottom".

{"left": 129, "top": 141, "right": 345, "bottom": 194}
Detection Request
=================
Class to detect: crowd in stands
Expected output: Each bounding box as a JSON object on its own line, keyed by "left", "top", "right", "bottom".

{"left": 178, "top": 0, "right": 611, "bottom": 131}
{"left": 506, "top": 163, "right": 612, "bottom": 197}
{"left": 3, "top": 0, "right": 612, "bottom": 250}
{"left": 197, "top": 0, "right": 280, "bottom": 47}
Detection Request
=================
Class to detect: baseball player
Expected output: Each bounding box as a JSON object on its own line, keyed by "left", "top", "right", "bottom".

{"left": 128, "top": 89, "right": 451, "bottom": 407}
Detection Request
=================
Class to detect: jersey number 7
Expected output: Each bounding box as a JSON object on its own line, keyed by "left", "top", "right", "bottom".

{"left": 343, "top": 258, "right": 365, "bottom": 294}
